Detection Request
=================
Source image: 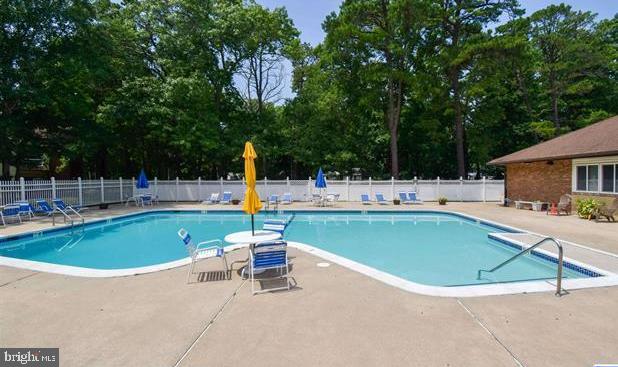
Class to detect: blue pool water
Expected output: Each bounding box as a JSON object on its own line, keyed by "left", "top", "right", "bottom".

{"left": 0, "top": 211, "right": 589, "bottom": 286}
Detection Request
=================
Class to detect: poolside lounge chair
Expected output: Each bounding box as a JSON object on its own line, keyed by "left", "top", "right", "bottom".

{"left": 16, "top": 202, "right": 33, "bottom": 220}
{"left": 280, "top": 193, "right": 292, "bottom": 205}
{"left": 35, "top": 199, "right": 55, "bottom": 216}
{"left": 361, "top": 194, "right": 371, "bottom": 205}
{"left": 375, "top": 192, "right": 388, "bottom": 205}
{"left": 220, "top": 192, "right": 232, "bottom": 205}
{"left": 1, "top": 205, "right": 22, "bottom": 226}
{"left": 407, "top": 192, "right": 423, "bottom": 204}
{"left": 312, "top": 194, "right": 323, "bottom": 206}
{"left": 250, "top": 240, "right": 290, "bottom": 295}
{"left": 325, "top": 193, "right": 339, "bottom": 207}
{"left": 177, "top": 228, "right": 229, "bottom": 284}
{"left": 140, "top": 193, "right": 154, "bottom": 206}
{"left": 596, "top": 198, "right": 617, "bottom": 222}
{"left": 203, "top": 192, "right": 220, "bottom": 204}
{"left": 398, "top": 192, "right": 412, "bottom": 204}
{"left": 263, "top": 219, "right": 287, "bottom": 236}
{"left": 53, "top": 198, "right": 85, "bottom": 213}
{"left": 268, "top": 194, "right": 279, "bottom": 205}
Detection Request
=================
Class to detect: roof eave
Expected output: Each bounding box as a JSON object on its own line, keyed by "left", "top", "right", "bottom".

{"left": 488, "top": 150, "right": 618, "bottom": 166}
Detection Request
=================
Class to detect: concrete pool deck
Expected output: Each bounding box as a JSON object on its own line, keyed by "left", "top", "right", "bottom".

{"left": 1, "top": 202, "right": 617, "bottom": 366}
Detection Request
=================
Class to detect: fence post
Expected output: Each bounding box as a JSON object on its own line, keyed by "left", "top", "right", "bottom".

{"left": 154, "top": 177, "right": 158, "bottom": 199}
{"left": 369, "top": 177, "right": 372, "bottom": 197}
{"left": 51, "top": 177, "right": 57, "bottom": 199}
{"left": 19, "top": 177, "right": 25, "bottom": 202}
{"left": 307, "top": 176, "right": 312, "bottom": 201}
{"left": 264, "top": 176, "right": 268, "bottom": 195}
{"left": 459, "top": 176, "right": 463, "bottom": 202}
{"left": 414, "top": 176, "right": 418, "bottom": 194}
{"left": 132, "top": 177, "right": 135, "bottom": 197}
{"left": 100, "top": 177, "right": 105, "bottom": 203}
{"left": 286, "top": 177, "right": 290, "bottom": 194}
{"left": 346, "top": 176, "right": 350, "bottom": 201}
{"left": 176, "top": 177, "right": 179, "bottom": 202}
{"left": 390, "top": 177, "right": 394, "bottom": 201}
{"left": 436, "top": 176, "right": 440, "bottom": 199}
{"left": 78, "top": 177, "right": 83, "bottom": 206}
{"left": 482, "top": 176, "right": 486, "bottom": 203}
{"left": 119, "top": 177, "right": 123, "bottom": 203}
{"left": 198, "top": 177, "right": 202, "bottom": 202}
{"left": 220, "top": 177, "right": 223, "bottom": 195}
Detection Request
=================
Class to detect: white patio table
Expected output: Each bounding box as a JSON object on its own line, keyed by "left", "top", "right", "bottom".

{"left": 224, "top": 230, "right": 282, "bottom": 277}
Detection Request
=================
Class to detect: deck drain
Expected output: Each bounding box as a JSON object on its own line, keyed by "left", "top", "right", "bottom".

{"left": 317, "top": 262, "right": 331, "bottom": 268}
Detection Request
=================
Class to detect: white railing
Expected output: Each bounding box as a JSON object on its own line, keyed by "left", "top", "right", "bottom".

{"left": 0, "top": 176, "right": 503, "bottom": 206}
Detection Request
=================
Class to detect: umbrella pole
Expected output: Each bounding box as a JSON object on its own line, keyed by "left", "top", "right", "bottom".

{"left": 251, "top": 214, "right": 255, "bottom": 236}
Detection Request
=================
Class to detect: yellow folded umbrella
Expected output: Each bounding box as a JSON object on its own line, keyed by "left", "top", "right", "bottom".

{"left": 242, "top": 142, "right": 262, "bottom": 234}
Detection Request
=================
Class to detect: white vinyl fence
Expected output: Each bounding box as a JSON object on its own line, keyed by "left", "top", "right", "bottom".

{"left": 0, "top": 177, "right": 504, "bottom": 206}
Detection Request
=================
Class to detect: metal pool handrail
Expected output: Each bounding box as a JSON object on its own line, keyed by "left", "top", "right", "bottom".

{"left": 477, "top": 237, "right": 564, "bottom": 296}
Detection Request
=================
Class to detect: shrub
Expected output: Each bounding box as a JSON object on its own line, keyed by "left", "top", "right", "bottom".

{"left": 438, "top": 197, "right": 448, "bottom": 205}
{"left": 575, "top": 198, "right": 601, "bottom": 219}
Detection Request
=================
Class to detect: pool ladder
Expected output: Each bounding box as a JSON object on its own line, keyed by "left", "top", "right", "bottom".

{"left": 52, "top": 206, "right": 85, "bottom": 232}
{"left": 477, "top": 237, "right": 564, "bottom": 296}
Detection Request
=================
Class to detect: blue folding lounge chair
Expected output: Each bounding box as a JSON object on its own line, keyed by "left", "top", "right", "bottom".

{"left": 375, "top": 192, "right": 389, "bottom": 205}
{"left": 263, "top": 219, "right": 287, "bottom": 236}
{"left": 220, "top": 192, "right": 232, "bottom": 204}
{"left": 178, "top": 228, "right": 228, "bottom": 284}
{"left": 35, "top": 199, "right": 55, "bottom": 216}
{"left": 16, "top": 202, "right": 33, "bottom": 220}
{"left": 53, "top": 198, "right": 85, "bottom": 213}
{"left": 140, "top": 193, "right": 153, "bottom": 206}
{"left": 398, "top": 192, "right": 412, "bottom": 204}
{"left": 268, "top": 194, "right": 279, "bottom": 205}
{"left": 407, "top": 192, "right": 423, "bottom": 204}
{"left": 1, "top": 205, "right": 22, "bottom": 226}
{"left": 280, "top": 193, "right": 292, "bottom": 205}
{"left": 250, "top": 240, "right": 290, "bottom": 295}
{"left": 361, "top": 194, "right": 371, "bottom": 205}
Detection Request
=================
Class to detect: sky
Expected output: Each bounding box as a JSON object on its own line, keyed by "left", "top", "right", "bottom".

{"left": 253, "top": 0, "right": 617, "bottom": 98}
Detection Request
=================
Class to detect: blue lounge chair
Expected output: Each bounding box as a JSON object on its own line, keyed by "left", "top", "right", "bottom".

{"left": 250, "top": 240, "right": 290, "bottom": 295}
{"left": 375, "top": 192, "right": 389, "bottom": 205}
{"left": 1, "top": 205, "right": 22, "bottom": 226}
{"left": 220, "top": 192, "right": 232, "bottom": 205}
{"left": 398, "top": 192, "right": 412, "bottom": 204}
{"left": 140, "top": 193, "right": 153, "bottom": 206}
{"left": 280, "top": 193, "right": 292, "bottom": 205}
{"left": 35, "top": 199, "right": 55, "bottom": 216}
{"left": 407, "top": 192, "right": 423, "bottom": 204}
{"left": 263, "top": 219, "right": 286, "bottom": 236}
{"left": 16, "top": 202, "right": 33, "bottom": 220}
{"left": 268, "top": 194, "right": 279, "bottom": 205}
{"left": 361, "top": 194, "right": 371, "bottom": 205}
{"left": 177, "top": 228, "right": 228, "bottom": 284}
{"left": 53, "top": 198, "right": 85, "bottom": 213}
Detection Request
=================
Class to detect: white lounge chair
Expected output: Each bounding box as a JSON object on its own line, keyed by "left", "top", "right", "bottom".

{"left": 178, "top": 228, "right": 228, "bottom": 284}
{"left": 361, "top": 194, "right": 371, "bottom": 205}
{"left": 375, "top": 192, "right": 389, "bottom": 205}
{"left": 220, "top": 192, "right": 232, "bottom": 204}
{"left": 203, "top": 192, "right": 220, "bottom": 204}
{"left": 250, "top": 240, "right": 290, "bottom": 295}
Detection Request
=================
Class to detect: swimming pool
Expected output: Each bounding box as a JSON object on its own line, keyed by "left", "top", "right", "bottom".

{"left": 0, "top": 210, "right": 601, "bottom": 291}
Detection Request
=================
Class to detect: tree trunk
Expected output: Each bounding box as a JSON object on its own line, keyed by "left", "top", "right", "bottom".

{"left": 387, "top": 78, "right": 402, "bottom": 179}
{"left": 551, "top": 91, "right": 560, "bottom": 129}
{"left": 451, "top": 69, "right": 466, "bottom": 178}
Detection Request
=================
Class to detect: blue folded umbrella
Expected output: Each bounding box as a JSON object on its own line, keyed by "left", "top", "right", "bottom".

{"left": 136, "top": 169, "right": 149, "bottom": 189}
{"left": 315, "top": 167, "right": 327, "bottom": 188}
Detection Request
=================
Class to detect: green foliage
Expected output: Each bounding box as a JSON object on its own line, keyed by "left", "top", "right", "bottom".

{"left": 575, "top": 198, "right": 601, "bottom": 218}
{"left": 1, "top": 0, "right": 616, "bottom": 180}
{"left": 438, "top": 197, "right": 448, "bottom": 205}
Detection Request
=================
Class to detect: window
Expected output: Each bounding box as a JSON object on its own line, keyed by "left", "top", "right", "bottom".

{"left": 602, "top": 164, "right": 615, "bottom": 193}
{"left": 587, "top": 165, "right": 598, "bottom": 192}
{"left": 575, "top": 162, "right": 618, "bottom": 193}
{"left": 576, "top": 166, "right": 587, "bottom": 191}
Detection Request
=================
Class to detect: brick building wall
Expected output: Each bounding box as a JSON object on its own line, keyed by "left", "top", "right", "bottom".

{"left": 506, "top": 159, "right": 572, "bottom": 203}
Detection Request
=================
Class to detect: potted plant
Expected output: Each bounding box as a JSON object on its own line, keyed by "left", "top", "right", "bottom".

{"left": 393, "top": 199, "right": 401, "bottom": 205}
{"left": 231, "top": 199, "right": 240, "bottom": 205}
{"left": 438, "top": 197, "right": 448, "bottom": 205}
{"left": 576, "top": 198, "right": 600, "bottom": 220}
